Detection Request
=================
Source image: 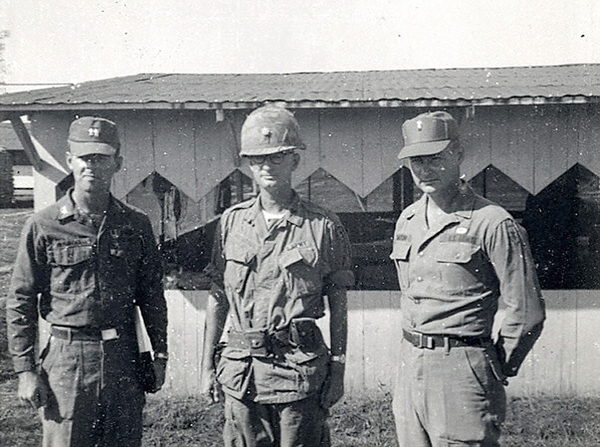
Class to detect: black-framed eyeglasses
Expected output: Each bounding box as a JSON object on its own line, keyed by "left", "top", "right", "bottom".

{"left": 244, "top": 150, "right": 295, "bottom": 166}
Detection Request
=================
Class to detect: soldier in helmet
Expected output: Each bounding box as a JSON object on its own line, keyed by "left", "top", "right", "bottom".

{"left": 201, "top": 104, "right": 354, "bottom": 446}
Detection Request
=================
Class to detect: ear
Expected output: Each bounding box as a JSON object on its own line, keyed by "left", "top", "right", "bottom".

{"left": 291, "top": 152, "right": 300, "bottom": 171}
{"left": 114, "top": 155, "right": 123, "bottom": 173}
{"left": 65, "top": 152, "right": 75, "bottom": 171}
{"left": 454, "top": 143, "right": 464, "bottom": 164}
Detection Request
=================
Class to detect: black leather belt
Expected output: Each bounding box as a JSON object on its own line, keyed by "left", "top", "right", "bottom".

{"left": 403, "top": 329, "right": 488, "bottom": 349}
{"left": 51, "top": 326, "right": 120, "bottom": 341}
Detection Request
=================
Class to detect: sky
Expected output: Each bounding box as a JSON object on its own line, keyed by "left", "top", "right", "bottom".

{"left": 0, "top": 0, "right": 599, "bottom": 91}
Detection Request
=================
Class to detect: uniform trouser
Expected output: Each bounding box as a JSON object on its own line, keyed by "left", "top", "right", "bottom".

{"left": 38, "top": 333, "right": 145, "bottom": 447}
{"left": 223, "top": 393, "right": 330, "bottom": 447}
{"left": 392, "top": 338, "right": 506, "bottom": 447}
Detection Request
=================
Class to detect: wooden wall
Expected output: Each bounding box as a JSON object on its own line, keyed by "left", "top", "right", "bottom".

{"left": 28, "top": 104, "right": 600, "bottom": 217}
{"left": 162, "top": 289, "right": 600, "bottom": 398}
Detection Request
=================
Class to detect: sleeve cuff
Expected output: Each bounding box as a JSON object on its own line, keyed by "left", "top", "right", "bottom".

{"left": 13, "top": 357, "right": 37, "bottom": 374}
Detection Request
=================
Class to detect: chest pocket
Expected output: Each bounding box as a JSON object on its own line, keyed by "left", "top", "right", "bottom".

{"left": 47, "top": 240, "right": 95, "bottom": 295}
{"left": 224, "top": 237, "right": 257, "bottom": 295}
{"left": 280, "top": 246, "right": 321, "bottom": 298}
{"left": 108, "top": 233, "right": 143, "bottom": 271}
{"left": 435, "top": 242, "right": 480, "bottom": 264}
{"left": 435, "top": 241, "right": 484, "bottom": 291}
{"left": 48, "top": 240, "right": 94, "bottom": 266}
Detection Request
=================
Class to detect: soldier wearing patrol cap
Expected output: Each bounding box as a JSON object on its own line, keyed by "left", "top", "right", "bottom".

{"left": 7, "top": 116, "right": 168, "bottom": 446}
{"left": 390, "top": 111, "right": 546, "bottom": 446}
{"left": 201, "top": 105, "right": 354, "bottom": 446}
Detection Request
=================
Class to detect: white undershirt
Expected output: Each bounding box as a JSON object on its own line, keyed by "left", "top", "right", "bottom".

{"left": 262, "top": 209, "right": 286, "bottom": 225}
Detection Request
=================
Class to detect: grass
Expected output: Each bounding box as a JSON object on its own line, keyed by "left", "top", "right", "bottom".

{"left": 142, "top": 392, "right": 600, "bottom": 447}
{"left": 1, "top": 208, "right": 600, "bottom": 446}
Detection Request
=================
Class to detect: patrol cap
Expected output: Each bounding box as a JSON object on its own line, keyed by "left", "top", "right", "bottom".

{"left": 67, "top": 116, "right": 120, "bottom": 156}
{"left": 398, "top": 111, "right": 459, "bottom": 159}
{"left": 240, "top": 105, "right": 306, "bottom": 156}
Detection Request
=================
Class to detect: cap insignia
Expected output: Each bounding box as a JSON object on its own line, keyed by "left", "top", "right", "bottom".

{"left": 416, "top": 120, "right": 423, "bottom": 131}
{"left": 88, "top": 127, "right": 101, "bottom": 138}
{"left": 261, "top": 127, "right": 272, "bottom": 143}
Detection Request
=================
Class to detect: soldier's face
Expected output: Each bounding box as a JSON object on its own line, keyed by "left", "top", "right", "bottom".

{"left": 408, "top": 145, "right": 462, "bottom": 196}
{"left": 66, "top": 152, "right": 122, "bottom": 194}
{"left": 246, "top": 151, "right": 299, "bottom": 191}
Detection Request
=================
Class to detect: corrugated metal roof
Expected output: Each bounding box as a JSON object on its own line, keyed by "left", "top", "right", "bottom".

{"left": 1, "top": 64, "right": 599, "bottom": 111}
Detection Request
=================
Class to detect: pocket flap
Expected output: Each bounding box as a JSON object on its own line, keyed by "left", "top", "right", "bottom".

{"left": 284, "top": 348, "right": 324, "bottom": 365}
{"left": 390, "top": 240, "right": 411, "bottom": 261}
{"left": 221, "top": 347, "right": 251, "bottom": 359}
{"left": 280, "top": 247, "right": 318, "bottom": 269}
{"left": 48, "top": 243, "right": 94, "bottom": 266}
{"left": 436, "top": 242, "right": 480, "bottom": 264}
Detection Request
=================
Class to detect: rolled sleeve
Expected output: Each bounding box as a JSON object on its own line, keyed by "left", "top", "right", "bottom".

{"left": 488, "top": 219, "right": 546, "bottom": 376}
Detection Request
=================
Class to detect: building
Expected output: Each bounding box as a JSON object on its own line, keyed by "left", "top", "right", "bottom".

{"left": 0, "top": 64, "right": 599, "bottom": 396}
{"left": 0, "top": 120, "right": 33, "bottom": 205}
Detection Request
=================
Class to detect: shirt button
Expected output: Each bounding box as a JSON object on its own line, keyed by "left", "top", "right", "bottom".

{"left": 418, "top": 251, "right": 424, "bottom": 257}
{"left": 417, "top": 276, "right": 423, "bottom": 282}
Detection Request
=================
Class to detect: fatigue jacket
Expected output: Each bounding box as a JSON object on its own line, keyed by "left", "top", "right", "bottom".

{"left": 208, "top": 192, "right": 354, "bottom": 403}
{"left": 390, "top": 184, "right": 545, "bottom": 377}
{"left": 7, "top": 191, "right": 167, "bottom": 373}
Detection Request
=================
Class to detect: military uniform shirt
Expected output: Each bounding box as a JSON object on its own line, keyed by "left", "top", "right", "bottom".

{"left": 390, "top": 183, "right": 545, "bottom": 377}
{"left": 207, "top": 192, "right": 354, "bottom": 403}
{"left": 7, "top": 191, "right": 167, "bottom": 373}
{"left": 209, "top": 192, "right": 353, "bottom": 333}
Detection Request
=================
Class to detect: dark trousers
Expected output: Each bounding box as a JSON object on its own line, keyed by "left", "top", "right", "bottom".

{"left": 39, "top": 333, "right": 145, "bottom": 447}
{"left": 393, "top": 339, "right": 506, "bottom": 447}
{"left": 223, "top": 393, "right": 330, "bottom": 447}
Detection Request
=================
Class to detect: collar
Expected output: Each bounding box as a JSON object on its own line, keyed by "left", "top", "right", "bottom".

{"left": 245, "top": 190, "right": 305, "bottom": 227}
{"left": 56, "top": 189, "right": 123, "bottom": 222}
{"left": 404, "top": 181, "right": 476, "bottom": 221}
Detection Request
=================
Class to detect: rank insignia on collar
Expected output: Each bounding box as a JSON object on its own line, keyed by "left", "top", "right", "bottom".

{"left": 110, "top": 229, "right": 121, "bottom": 239}
{"left": 416, "top": 120, "right": 423, "bottom": 131}
{"left": 456, "top": 227, "right": 468, "bottom": 234}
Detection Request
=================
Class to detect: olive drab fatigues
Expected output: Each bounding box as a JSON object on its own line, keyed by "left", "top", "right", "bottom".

{"left": 207, "top": 192, "right": 353, "bottom": 446}
{"left": 7, "top": 191, "right": 167, "bottom": 447}
{"left": 390, "top": 184, "right": 545, "bottom": 447}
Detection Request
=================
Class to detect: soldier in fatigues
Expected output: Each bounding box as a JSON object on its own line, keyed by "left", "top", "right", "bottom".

{"left": 390, "top": 111, "right": 546, "bottom": 447}
{"left": 7, "top": 117, "right": 168, "bottom": 447}
{"left": 201, "top": 105, "right": 354, "bottom": 447}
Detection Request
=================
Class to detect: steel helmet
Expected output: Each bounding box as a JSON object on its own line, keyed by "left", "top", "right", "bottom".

{"left": 240, "top": 105, "right": 306, "bottom": 156}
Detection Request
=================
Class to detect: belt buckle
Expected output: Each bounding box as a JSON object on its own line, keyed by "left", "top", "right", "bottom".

{"left": 417, "top": 333, "right": 434, "bottom": 349}
{"left": 101, "top": 328, "right": 119, "bottom": 341}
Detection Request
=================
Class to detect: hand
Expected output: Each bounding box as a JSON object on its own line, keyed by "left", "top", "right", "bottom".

{"left": 17, "top": 371, "right": 49, "bottom": 410}
{"left": 153, "top": 358, "right": 167, "bottom": 391}
{"left": 320, "top": 362, "right": 345, "bottom": 409}
{"left": 200, "top": 368, "right": 223, "bottom": 404}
